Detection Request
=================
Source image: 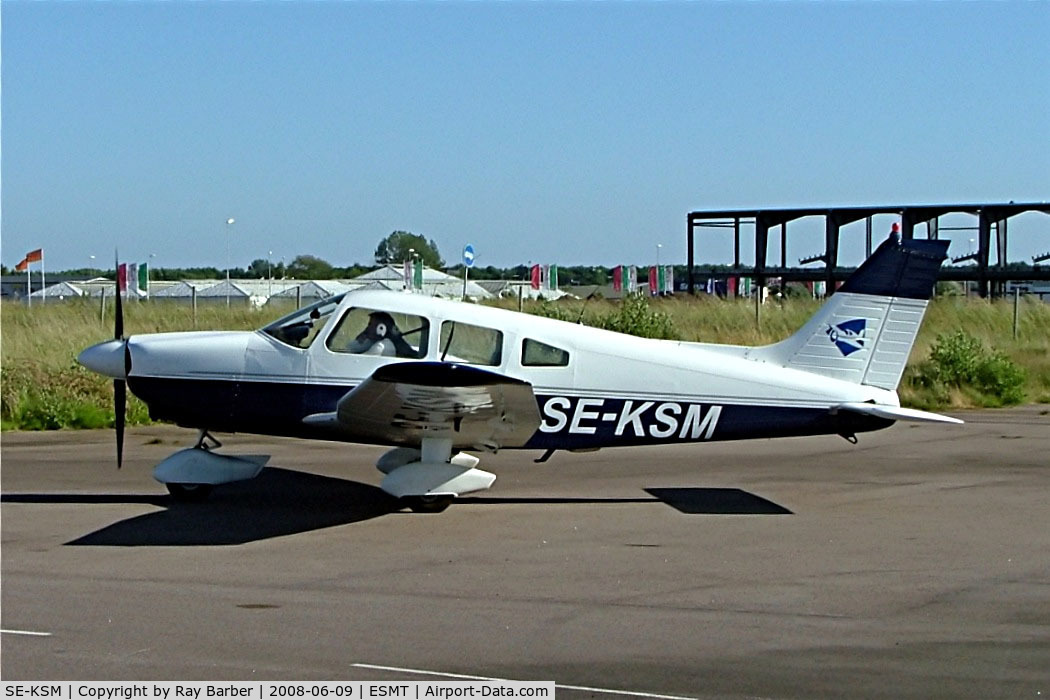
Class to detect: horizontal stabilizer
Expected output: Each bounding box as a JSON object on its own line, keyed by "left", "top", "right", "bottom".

{"left": 833, "top": 402, "right": 963, "bottom": 425}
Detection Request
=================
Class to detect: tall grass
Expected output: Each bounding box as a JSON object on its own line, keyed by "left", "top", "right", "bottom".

{"left": 1, "top": 299, "right": 289, "bottom": 430}
{"left": 899, "top": 296, "right": 1050, "bottom": 407}
{"left": 507, "top": 294, "right": 1049, "bottom": 407}
{"left": 494, "top": 295, "right": 823, "bottom": 345}
{"left": 2, "top": 294, "right": 1047, "bottom": 430}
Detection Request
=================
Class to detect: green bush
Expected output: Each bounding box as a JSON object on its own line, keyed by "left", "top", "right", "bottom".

{"left": 11, "top": 395, "right": 111, "bottom": 430}
{"left": 974, "top": 352, "right": 1027, "bottom": 405}
{"left": 529, "top": 294, "right": 678, "bottom": 340}
{"left": 594, "top": 294, "right": 679, "bottom": 340}
{"left": 1, "top": 360, "right": 151, "bottom": 431}
{"left": 909, "top": 330, "right": 1027, "bottom": 407}
{"left": 927, "top": 330, "right": 983, "bottom": 384}
{"left": 532, "top": 299, "right": 577, "bottom": 323}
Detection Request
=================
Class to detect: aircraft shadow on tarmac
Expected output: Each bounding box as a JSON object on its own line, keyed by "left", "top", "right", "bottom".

{"left": 463, "top": 488, "right": 792, "bottom": 516}
{"left": 2, "top": 469, "right": 791, "bottom": 547}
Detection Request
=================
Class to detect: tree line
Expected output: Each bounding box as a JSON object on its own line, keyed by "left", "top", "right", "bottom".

{"left": 2, "top": 230, "right": 759, "bottom": 286}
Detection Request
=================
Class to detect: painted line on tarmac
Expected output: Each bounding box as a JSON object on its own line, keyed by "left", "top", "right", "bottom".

{"left": 352, "top": 663, "right": 702, "bottom": 700}
{"left": 1, "top": 629, "right": 52, "bottom": 637}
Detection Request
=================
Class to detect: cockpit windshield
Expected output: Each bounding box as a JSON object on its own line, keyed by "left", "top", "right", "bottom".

{"left": 261, "top": 293, "right": 346, "bottom": 349}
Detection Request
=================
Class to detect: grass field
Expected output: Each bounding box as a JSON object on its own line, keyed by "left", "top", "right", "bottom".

{"left": 2, "top": 294, "right": 1047, "bottom": 431}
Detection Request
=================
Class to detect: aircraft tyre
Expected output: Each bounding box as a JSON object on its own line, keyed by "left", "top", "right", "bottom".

{"left": 166, "top": 482, "right": 214, "bottom": 502}
{"left": 402, "top": 495, "right": 454, "bottom": 513}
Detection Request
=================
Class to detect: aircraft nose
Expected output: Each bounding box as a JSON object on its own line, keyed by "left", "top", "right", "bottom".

{"left": 77, "top": 340, "right": 128, "bottom": 379}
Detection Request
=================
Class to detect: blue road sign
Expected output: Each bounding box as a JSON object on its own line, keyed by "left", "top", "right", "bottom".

{"left": 463, "top": 244, "right": 476, "bottom": 268}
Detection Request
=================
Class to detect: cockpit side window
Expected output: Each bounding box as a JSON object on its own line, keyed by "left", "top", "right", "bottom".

{"left": 439, "top": 321, "right": 503, "bottom": 366}
{"left": 522, "top": 338, "right": 570, "bottom": 367}
{"left": 261, "top": 294, "right": 345, "bottom": 349}
{"left": 326, "top": 308, "right": 429, "bottom": 359}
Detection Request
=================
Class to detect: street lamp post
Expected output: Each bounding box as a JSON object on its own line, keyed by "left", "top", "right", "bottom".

{"left": 88, "top": 255, "right": 97, "bottom": 306}
{"left": 226, "top": 218, "right": 235, "bottom": 307}
{"left": 88, "top": 255, "right": 103, "bottom": 321}
{"left": 267, "top": 250, "right": 273, "bottom": 298}
{"left": 656, "top": 244, "right": 662, "bottom": 295}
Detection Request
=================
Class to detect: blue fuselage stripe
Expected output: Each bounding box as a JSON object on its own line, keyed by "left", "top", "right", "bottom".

{"left": 128, "top": 376, "right": 891, "bottom": 447}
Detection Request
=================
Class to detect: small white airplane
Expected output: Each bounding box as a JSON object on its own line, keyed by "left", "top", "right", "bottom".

{"left": 79, "top": 236, "right": 961, "bottom": 511}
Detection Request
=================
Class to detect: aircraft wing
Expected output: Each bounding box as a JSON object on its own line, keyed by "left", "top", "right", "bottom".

{"left": 832, "top": 402, "right": 964, "bottom": 425}
{"left": 303, "top": 362, "right": 541, "bottom": 450}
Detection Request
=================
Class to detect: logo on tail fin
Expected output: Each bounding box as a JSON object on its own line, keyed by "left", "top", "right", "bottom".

{"left": 825, "top": 319, "right": 867, "bottom": 356}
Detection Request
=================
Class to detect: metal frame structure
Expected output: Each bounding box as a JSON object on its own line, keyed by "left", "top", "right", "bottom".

{"left": 687, "top": 202, "right": 1050, "bottom": 297}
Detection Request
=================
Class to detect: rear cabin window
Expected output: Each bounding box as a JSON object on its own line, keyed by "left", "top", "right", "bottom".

{"left": 522, "top": 338, "right": 570, "bottom": 367}
{"left": 326, "top": 308, "right": 429, "bottom": 359}
{"left": 439, "top": 321, "right": 503, "bottom": 366}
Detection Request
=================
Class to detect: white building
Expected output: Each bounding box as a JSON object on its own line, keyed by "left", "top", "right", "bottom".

{"left": 21, "top": 264, "right": 502, "bottom": 307}
{"left": 354, "top": 264, "right": 493, "bottom": 299}
{"left": 28, "top": 281, "right": 85, "bottom": 300}
{"left": 194, "top": 279, "right": 302, "bottom": 307}
{"left": 267, "top": 280, "right": 357, "bottom": 304}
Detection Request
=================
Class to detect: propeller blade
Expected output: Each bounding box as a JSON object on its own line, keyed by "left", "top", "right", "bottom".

{"left": 114, "top": 251, "right": 124, "bottom": 340}
{"left": 114, "top": 379, "right": 126, "bottom": 469}
{"left": 113, "top": 251, "right": 127, "bottom": 469}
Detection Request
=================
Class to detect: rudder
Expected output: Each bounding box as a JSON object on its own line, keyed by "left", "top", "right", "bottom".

{"left": 752, "top": 237, "right": 950, "bottom": 390}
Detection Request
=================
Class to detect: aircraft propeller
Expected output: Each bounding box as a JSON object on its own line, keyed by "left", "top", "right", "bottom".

{"left": 113, "top": 251, "right": 129, "bottom": 468}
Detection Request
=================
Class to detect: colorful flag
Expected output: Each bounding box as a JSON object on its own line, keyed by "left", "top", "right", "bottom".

{"left": 613, "top": 266, "right": 623, "bottom": 292}
{"left": 403, "top": 260, "right": 412, "bottom": 290}
{"left": 648, "top": 266, "right": 657, "bottom": 296}
{"left": 127, "top": 263, "right": 139, "bottom": 297}
{"left": 413, "top": 258, "right": 423, "bottom": 290}
{"left": 25, "top": 249, "right": 43, "bottom": 263}
{"left": 627, "top": 266, "right": 637, "bottom": 294}
{"left": 548, "top": 264, "right": 558, "bottom": 291}
{"left": 530, "top": 264, "right": 541, "bottom": 290}
{"left": 663, "top": 266, "right": 673, "bottom": 294}
{"left": 138, "top": 263, "right": 149, "bottom": 297}
{"left": 118, "top": 263, "right": 128, "bottom": 293}
{"left": 728, "top": 277, "right": 737, "bottom": 297}
{"left": 15, "top": 257, "right": 29, "bottom": 272}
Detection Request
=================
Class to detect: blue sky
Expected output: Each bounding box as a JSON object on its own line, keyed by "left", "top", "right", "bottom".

{"left": 2, "top": 2, "right": 1047, "bottom": 272}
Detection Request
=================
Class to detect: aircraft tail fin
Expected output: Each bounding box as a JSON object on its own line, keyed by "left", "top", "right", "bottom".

{"left": 752, "top": 237, "right": 950, "bottom": 390}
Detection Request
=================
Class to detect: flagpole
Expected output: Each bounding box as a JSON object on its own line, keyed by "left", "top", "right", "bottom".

{"left": 41, "top": 251, "right": 46, "bottom": 304}
{"left": 26, "top": 263, "right": 31, "bottom": 307}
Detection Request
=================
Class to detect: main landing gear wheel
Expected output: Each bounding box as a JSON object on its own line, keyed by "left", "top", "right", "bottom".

{"left": 166, "top": 482, "right": 214, "bottom": 502}
{"left": 401, "top": 495, "right": 455, "bottom": 513}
